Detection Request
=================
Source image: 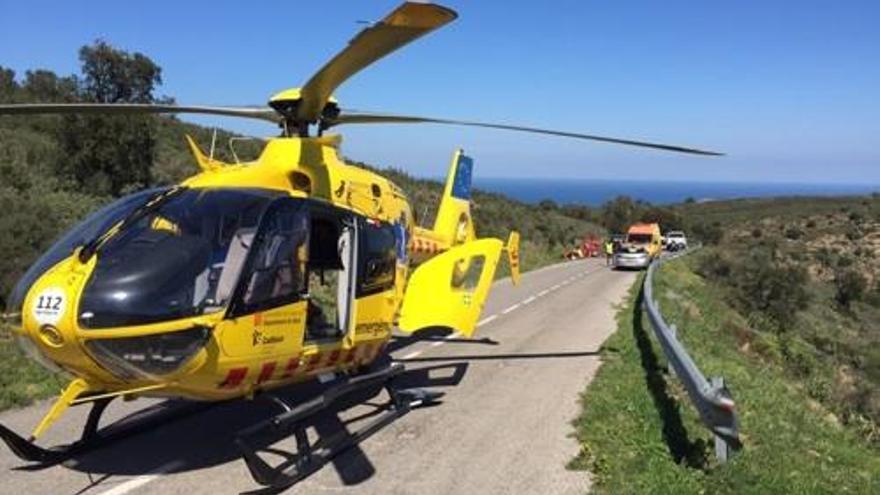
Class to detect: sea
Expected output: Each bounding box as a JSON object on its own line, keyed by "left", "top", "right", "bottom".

{"left": 471, "top": 178, "right": 880, "bottom": 207}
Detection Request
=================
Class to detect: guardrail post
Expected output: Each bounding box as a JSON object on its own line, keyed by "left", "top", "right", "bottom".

{"left": 711, "top": 376, "right": 731, "bottom": 463}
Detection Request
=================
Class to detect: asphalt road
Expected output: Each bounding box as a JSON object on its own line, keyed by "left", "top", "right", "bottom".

{"left": 0, "top": 258, "right": 636, "bottom": 495}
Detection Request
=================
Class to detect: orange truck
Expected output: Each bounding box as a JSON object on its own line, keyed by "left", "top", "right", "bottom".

{"left": 613, "top": 223, "right": 662, "bottom": 269}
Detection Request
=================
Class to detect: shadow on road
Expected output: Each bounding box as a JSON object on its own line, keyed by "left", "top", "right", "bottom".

{"left": 387, "top": 327, "right": 499, "bottom": 353}
{"left": 631, "top": 288, "right": 709, "bottom": 469}
{"left": 394, "top": 350, "right": 601, "bottom": 363}
{"left": 31, "top": 361, "right": 469, "bottom": 493}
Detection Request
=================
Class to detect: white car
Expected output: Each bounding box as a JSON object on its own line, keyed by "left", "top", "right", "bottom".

{"left": 665, "top": 231, "right": 688, "bottom": 251}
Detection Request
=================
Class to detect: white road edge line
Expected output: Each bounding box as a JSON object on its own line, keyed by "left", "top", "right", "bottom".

{"left": 501, "top": 303, "right": 521, "bottom": 314}
{"left": 97, "top": 460, "right": 184, "bottom": 495}
{"left": 521, "top": 295, "right": 536, "bottom": 305}
{"left": 477, "top": 315, "right": 498, "bottom": 327}
{"left": 537, "top": 289, "right": 550, "bottom": 297}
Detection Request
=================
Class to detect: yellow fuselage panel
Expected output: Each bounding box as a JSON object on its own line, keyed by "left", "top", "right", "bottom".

{"left": 181, "top": 136, "right": 411, "bottom": 227}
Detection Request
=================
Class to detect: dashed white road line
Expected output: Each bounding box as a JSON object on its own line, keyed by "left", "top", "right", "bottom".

{"left": 537, "top": 289, "right": 550, "bottom": 297}
{"left": 97, "top": 461, "right": 184, "bottom": 495}
{"left": 501, "top": 303, "right": 521, "bottom": 314}
{"left": 477, "top": 315, "right": 498, "bottom": 327}
{"left": 521, "top": 295, "right": 536, "bottom": 305}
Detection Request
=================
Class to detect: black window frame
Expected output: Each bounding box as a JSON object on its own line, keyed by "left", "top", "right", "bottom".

{"left": 226, "top": 197, "right": 309, "bottom": 318}
{"left": 356, "top": 217, "right": 397, "bottom": 298}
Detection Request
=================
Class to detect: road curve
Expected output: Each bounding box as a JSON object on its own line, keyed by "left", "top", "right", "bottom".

{"left": 0, "top": 258, "right": 636, "bottom": 495}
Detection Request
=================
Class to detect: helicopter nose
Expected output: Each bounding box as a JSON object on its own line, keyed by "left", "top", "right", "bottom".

{"left": 14, "top": 262, "right": 91, "bottom": 375}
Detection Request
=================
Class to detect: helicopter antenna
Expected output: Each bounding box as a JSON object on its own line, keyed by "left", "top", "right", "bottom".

{"left": 419, "top": 205, "right": 429, "bottom": 228}
{"left": 209, "top": 128, "right": 218, "bottom": 162}
{"left": 228, "top": 136, "right": 266, "bottom": 164}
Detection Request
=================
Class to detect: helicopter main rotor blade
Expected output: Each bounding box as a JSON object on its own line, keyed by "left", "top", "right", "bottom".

{"left": 330, "top": 111, "right": 724, "bottom": 156}
{"left": 295, "top": 2, "right": 457, "bottom": 123}
{"left": 0, "top": 103, "right": 280, "bottom": 123}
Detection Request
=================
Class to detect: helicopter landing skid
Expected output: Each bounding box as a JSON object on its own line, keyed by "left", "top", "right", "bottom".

{"left": 0, "top": 397, "right": 211, "bottom": 467}
{"left": 236, "top": 362, "right": 443, "bottom": 489}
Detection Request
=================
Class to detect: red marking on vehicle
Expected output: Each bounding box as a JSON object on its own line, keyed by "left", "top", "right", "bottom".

{"left": 343, "top": 348, "right": 356, "bottom": 363}
{"left": 256, "top": 361, "right": 276, "bottom": 384}
{"left": 281, "top": 356, "right": 301, "bottom": 378}
{"left": 327, "top": 349, "right": 342, "bottom": 366}
{"left": 304, "top": 353, "right": 322, "bottom": 373}
{"left": 357, "top": 343, "right": 374, "bottom": 363}
{"left": 219, "top": 367, "right": 247, "bottom": 389}
{"left": 253, "top": 313, "right": 263, "bottom": 325}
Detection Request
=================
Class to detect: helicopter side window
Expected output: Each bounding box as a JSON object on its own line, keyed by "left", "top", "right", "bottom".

{"left": 357, "top": 218, "right": 397, "bottom": 297}
{"left": 228, "top": 199, "right": 309, "bottom": 317}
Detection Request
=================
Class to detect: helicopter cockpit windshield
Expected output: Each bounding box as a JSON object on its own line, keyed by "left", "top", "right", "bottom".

{"left": 78, "top": 188, "right": 292, "bottom": 328}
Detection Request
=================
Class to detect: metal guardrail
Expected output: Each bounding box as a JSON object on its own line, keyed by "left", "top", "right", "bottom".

{"left": 643, "top": 249, "right": 741, "bottom": 462}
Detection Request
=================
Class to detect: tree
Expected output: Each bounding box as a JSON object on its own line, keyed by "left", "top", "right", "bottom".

{"left": 22, "top": 70, "right": 77, "bottom": 102}
{"left": 601, "top": 196, "right": 640, "bottom": 233}
{"left": 640, "top": 205, "right": 683, "bottom": 231}
{"left": 55, "top": 41, "right": 162, "bottom": 196}
{"left": 0, "top": 67, "right": 17, "bottom": 103}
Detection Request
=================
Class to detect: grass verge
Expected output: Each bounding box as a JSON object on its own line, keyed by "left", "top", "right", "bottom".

{"left": 0, "top": 325, "right": 66, "bottom": 410}
{"left": 569, "top": 258, "right": 880, "bottom": 494}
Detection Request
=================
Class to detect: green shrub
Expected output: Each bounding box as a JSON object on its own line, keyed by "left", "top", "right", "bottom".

{"left": 690, "top": 221, "right": 724, "bottom": 245}
{"left": 834, "top": 269, "right": 866, "bottom": 309}
{"left": 845, "top": 224, "right": 863, "bottom": 241}
{"left": 703, "top": 246, "right": 810, "bottom": 332}
{"left": 784, "top": 225, "right": 804, "bottom": 240}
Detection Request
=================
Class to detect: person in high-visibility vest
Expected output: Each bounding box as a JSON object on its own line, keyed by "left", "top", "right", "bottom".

{"left": 604, "top": 239, "right": 614, "bottom": 266}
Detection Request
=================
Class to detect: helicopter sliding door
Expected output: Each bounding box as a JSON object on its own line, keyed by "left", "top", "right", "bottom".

{"left": 335, "top": 220, "right": 357, "bottom": 337}
{"left": 348, "top": 217, "right": 399, "bottom": 353}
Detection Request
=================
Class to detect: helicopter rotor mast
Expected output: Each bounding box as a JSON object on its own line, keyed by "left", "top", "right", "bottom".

{"left": 288, "top": 2, "right": 458, "bottom": 134}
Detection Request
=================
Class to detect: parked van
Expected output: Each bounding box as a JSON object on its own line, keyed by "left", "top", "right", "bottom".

{"left": 613, "top": 223, "right": 662, "bottom": 269}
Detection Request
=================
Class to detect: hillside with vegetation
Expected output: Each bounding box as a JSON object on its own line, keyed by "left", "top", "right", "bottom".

{"left": 0, "top": 42, "right": 601, "bottom": 409}
{"left": 571, "top": 195, "right": 880, "bottom": 493}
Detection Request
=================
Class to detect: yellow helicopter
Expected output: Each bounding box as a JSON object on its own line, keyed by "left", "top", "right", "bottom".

{"left": 0, "top": 1, "right": 721, "bottom": 487}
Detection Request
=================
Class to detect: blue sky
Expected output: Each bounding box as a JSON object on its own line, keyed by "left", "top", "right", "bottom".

{"left": 1, "top": 1, "right": 878, "bottom": 184}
